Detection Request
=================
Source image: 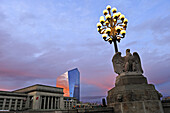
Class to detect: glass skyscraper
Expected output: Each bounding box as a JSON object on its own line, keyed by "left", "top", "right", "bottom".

{"left": 56, "top": 68, "right": 80, "bottom": 101}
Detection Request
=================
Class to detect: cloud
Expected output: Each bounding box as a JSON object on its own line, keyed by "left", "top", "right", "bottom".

{"left": 81, "top": 83, "right": 106, "bottom": 97}
{"left": 131, "top": 15, "right": 170, "bottom": 45}
{"left": 122, "top": 41, "right": 138, "bottom": 48}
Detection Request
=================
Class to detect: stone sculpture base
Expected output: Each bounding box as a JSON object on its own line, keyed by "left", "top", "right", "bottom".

{"left": 107, "top": 73, "right": 164, "bottom": 113}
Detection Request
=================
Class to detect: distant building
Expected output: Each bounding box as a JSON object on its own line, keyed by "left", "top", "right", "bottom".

{"left": 56, "top": 68, "right": 80, "bottom": 101}
{"left": 81, "top": 96, "right": 106, "bottom": 104}
{"left": 63, "top": 97, "right": 77, "bottom": 109}
{"left": 0, "top": 84, "right": 77, "bottom": 111}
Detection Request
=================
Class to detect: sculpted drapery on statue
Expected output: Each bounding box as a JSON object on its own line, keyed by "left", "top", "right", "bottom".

{"left": 112, "top": 49, "right": 143, "bottom": 75}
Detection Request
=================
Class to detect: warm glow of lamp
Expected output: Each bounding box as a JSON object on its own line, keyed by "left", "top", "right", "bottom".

{"left": 103, "top": 9, "right": 108, "bottom": 15}
{"left": 115, "top": 26, "right": 121, "bottom": 31}
{"left": 97, "top": 23, "right": 102, "bottom": 28}
{"left": 97, "top": 5, "right": 128, "bottom": 48}
{"left": 115, "top": 26, "right": 122, "bottom": 34}
{"left": 100, "top": 16, "right": 104, "bottom": 20}
{"left": 120, "top": 30, "right": 126, "bottom": 37}
{"left": 108, "top": 38, "right": 112, "bottom": 44}
{"left": 117, "top": 35, "right": 121, "bottom": 39}
{"left": 120, "top": 30, "right": 126, "bottom": 34}
{"left": 124, "top": 18, "right": 128, "bottom": 24}
{"left": 106, "top": 5, "right": 111, "bottom": 10}
{"left": 106, "top": 14, "right": 111, "bottom": 20}
{"left": 106, "top": 28, "right": 111, "bottom": 35}
{"left": 111, "top": 7, "right": 117, "bottom": 13}
{"left": 102, "top": 34, "right": 107, "bottom": 39}
{"left": 105, "top": 20, "right": 109, "bottom": 25}
{"left": 117, "top": 12, "right": 121, "bottom": 17}
{"left": 113, "top": 13, "right": 118, "bottom": 19}
{"left": 119, "top": 14, "right": 125, "bottom": 21}
{"left": 97, "top": 28, "right": 101, "bottom": 32}
{"left": 100, "top": 16, "right": 105, "bottom": 23}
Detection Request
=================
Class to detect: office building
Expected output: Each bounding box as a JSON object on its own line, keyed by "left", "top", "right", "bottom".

{"left": 56, "top": 68, "right": 80, "bottom": 101}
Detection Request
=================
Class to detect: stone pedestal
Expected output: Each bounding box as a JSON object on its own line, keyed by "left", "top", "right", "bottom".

{"left": 107, "top": 73, "right": 164, "bottom": 113}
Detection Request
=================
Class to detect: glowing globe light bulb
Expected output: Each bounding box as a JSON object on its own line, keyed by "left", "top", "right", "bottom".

{"left": 106, "top": 5, "right": 111, "bottom": 10}
{"left": 111, "top": 7, "right": 117, "bottom": 13}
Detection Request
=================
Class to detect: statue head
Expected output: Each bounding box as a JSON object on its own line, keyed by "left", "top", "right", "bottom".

{"left": 126, "top": 49, "right": 130, "bottom": 53}
{"left": 126, "top": 49, "right": 130, "bottom": 55}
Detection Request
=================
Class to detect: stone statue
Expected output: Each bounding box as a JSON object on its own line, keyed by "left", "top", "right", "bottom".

{"left": 112, "top": 49, "right": 143, "bottom": 75}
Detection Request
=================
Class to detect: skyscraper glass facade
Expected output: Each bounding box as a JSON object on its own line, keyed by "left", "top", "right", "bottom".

{"left": 56, "top": 68, "right": 80, "bottom": 101}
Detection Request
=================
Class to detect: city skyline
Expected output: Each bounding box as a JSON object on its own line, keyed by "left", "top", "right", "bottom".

{"left": 0, "top": 0, "right": 169, "bottom": 100}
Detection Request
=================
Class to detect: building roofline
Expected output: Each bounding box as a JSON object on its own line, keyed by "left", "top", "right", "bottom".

{"left": 13, "top": 84, "right": 64, "bottom": 94}
{"left": 0, "top": 91, "right": 27, "bottom": 97}
{"left": 68, "top": 68, "right": 79, "bottom": 72}
{"left": 14, "top": 84, "right": 63, "bottom": 92}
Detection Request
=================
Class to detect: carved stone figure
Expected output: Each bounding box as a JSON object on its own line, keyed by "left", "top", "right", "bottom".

{"left": 117, "top": 94, "right": 123, "bottom": 102}
{"left": 112, "top": 49, "right": 143, "bottom": 75}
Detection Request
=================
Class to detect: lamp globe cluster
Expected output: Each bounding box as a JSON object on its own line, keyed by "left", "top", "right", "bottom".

{"left": 97, "top": 5, "right": 128, "bottom": 44}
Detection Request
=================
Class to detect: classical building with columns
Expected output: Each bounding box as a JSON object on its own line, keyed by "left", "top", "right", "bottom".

{"left": 0, "top": 84, "right": 77, "bottom": 111}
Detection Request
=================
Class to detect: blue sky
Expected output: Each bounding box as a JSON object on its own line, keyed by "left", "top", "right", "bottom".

{"left": 0, "top": 0, "right": 169, "bottom": 99}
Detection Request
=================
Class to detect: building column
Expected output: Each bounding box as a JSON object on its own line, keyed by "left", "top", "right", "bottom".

{"left": 72, "top": 101, "right": 73, "bottom": 108}
{"left": 43, "top": 96, "right": 46, "bottom": 109}
{"left": 2, "top": 98, "right": 6, "bottom": 110}
{"left": 47, "top": 96, "right": 50, "bottom": 109}
{"left": 51, "top": 97, "right": 53, "bottom": 109}
{"left": 65, "top": 101, "right": 67, "bottom": 109}
{"left": 25, "top": 96, "right": 30, "bottom": 109}
{"left": 9, "top": 99, "right": 12, "bottom": 110}
{"left": 54, "top": 97, "right": 57, "bottom": 109}
{"left": 58, "top": 98, "right": 60, "bottom": 109}
{"left": 14, "top": 99, "right": 18, "bottom": 110}
{"left": 20, "top": 99, "right": 23, "bottom": 110}
{"left": 39, "top": 96, "right": 42, "bottom": 109}
{"left": 32, "top": 96, "right": 41, "bottom": 110}
{"left": 60, "top": 97, "right": 64, "bottom": 109}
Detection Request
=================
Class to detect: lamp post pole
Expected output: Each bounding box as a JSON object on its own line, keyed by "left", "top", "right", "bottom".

{"left": 97, "top": 5, "right": 128, "bottom": 54}
{"left": 113, "top": 40, "right": 118, "bottom": 53}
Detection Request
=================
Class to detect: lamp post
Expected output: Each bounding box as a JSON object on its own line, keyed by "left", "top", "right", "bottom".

{"left": 97, "top": 5, "right": 128, "bottom": 53}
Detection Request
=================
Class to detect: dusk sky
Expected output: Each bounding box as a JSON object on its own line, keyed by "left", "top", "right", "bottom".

{"left": 0, "top": 0, "right": 169, "bottom": 100}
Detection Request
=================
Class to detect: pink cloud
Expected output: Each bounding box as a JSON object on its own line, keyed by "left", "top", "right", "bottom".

{"left": 81, "top": 74, "right": 114, "bottom": 90}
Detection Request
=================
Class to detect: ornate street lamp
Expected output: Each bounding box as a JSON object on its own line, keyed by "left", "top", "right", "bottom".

{"left": 97, "top": 5, "right": 128, "bottom": 53}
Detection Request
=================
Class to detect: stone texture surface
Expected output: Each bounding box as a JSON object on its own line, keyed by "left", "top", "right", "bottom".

{"left": 109, "top": 101, "right": 163, "bottom": 113}
{"left": 115, "top": 74, "right": 147, "bottom": 86}
{"left": 107, "top": 74, "right": 164, "bottom": 113}
{"left": 108, "top": 75, "right": 161, "bottom": 104}
{"left": 112, "top": 49, "right": 143, "bottom": 75}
